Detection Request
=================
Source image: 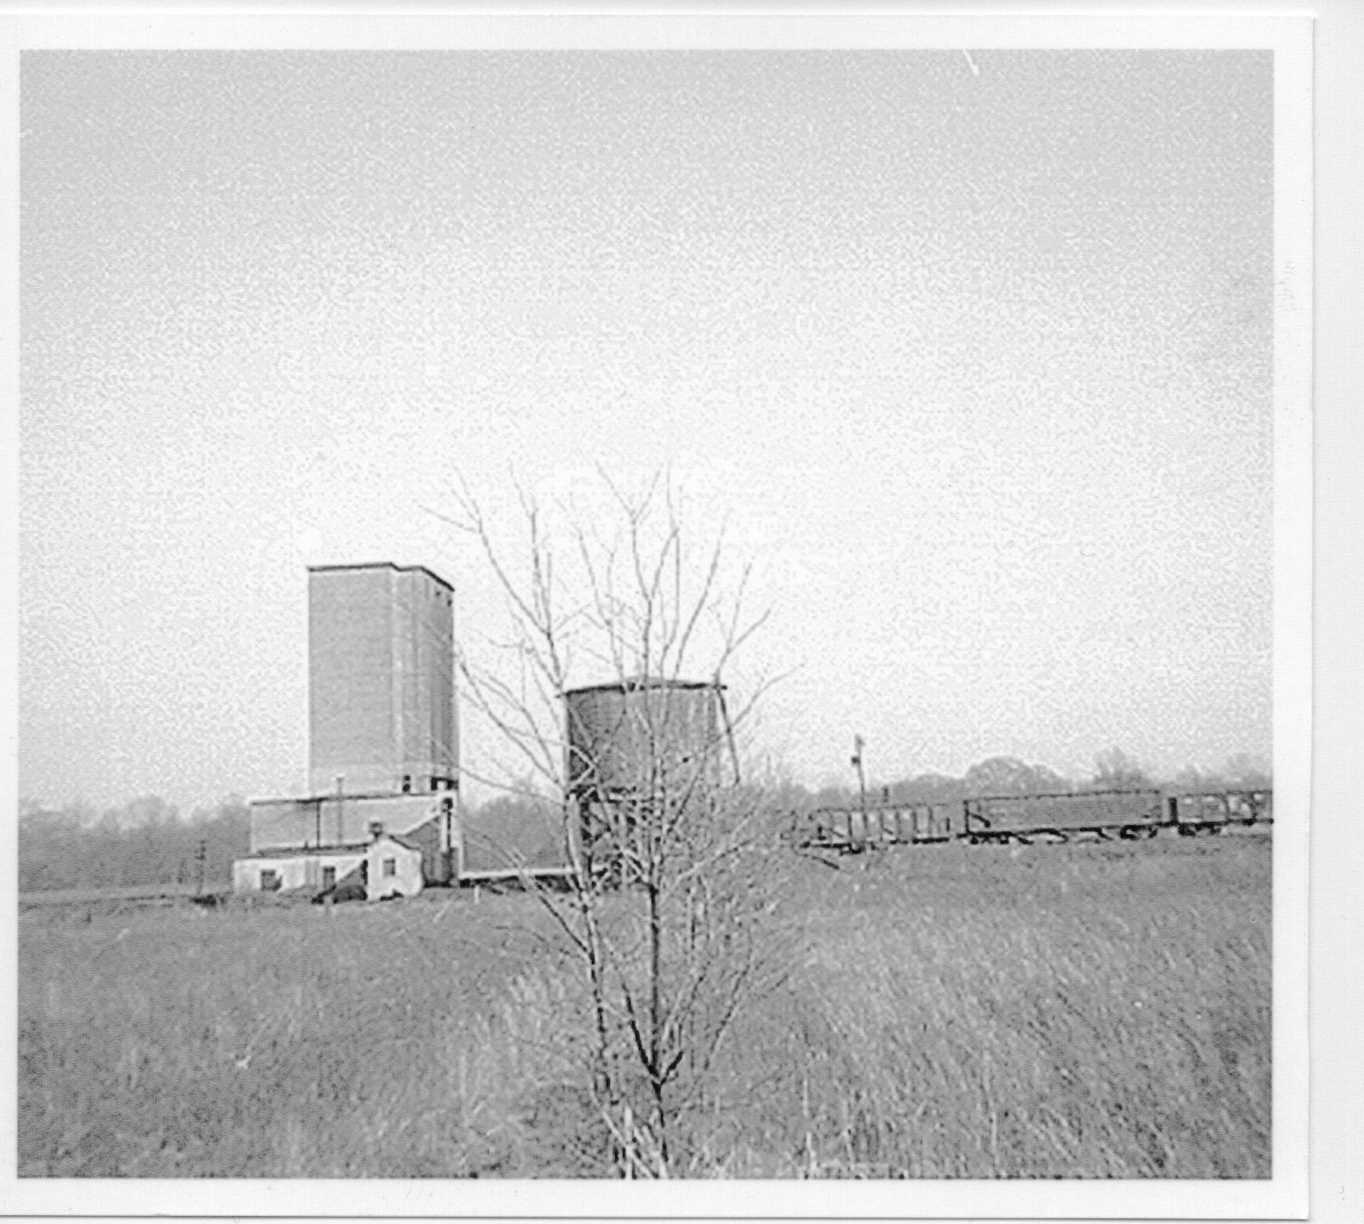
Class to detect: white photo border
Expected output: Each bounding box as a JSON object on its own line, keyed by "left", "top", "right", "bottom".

{"left": 0, "top": 8, "right": 1315, "bottom": 1222}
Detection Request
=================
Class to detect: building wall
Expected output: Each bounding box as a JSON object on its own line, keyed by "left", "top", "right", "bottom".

{"left": 307, "top": 564, "right": 456, "bottom": 796}
{"left": 391, "top": 566, "right": 458, "bottom": 791}
{"left": 308, "top": 566, "right": 394, "bottom": 796}
{"left": 230, "top": 842, "right": 421, "bottom": 900}
{"left": 365, "top": 836, "right": 424, "bottom": 901}
{"left": 396, "top": 811, "right": 454, "bottom": 884}
{"left": 248, "top": 792, "right": 456, "bottom": 874}
{"left": 232, "top": 849, "right": 366, "bottom": 895}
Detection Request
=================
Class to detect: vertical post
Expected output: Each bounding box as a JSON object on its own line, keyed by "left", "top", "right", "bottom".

{"left": 452, "top": 793, "right": 466, "bottom": 883}
{"left": 334, "top": 775, "right": 344, "bottom": 847}
{"left": 851, "top": 735, "right": 867, "bottom": 817}
{"left": 715, "top": 679, "right": 742, "bottom": 786}
{"left": 438, "top": 795, "right": 454, "bottom": 884}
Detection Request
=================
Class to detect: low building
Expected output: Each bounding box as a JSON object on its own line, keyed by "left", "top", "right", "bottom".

{"left": 232, "top": 825, "right": 427, "bottom": 902}
{"left": 243, "top": 790, "right": 459, "bottom": 887}
{"left": 231, "top": 847, "right": 367, "bottom": 897}
{"left": 366, "top": 831, "right": 424, "bottom": 901}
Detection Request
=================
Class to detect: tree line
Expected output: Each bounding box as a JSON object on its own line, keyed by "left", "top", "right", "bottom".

{"left": 18, "top": 795, "right": 251, "bottom": 894}
{"left": 774, "top": 746, "right": 1271, "bottom": 812}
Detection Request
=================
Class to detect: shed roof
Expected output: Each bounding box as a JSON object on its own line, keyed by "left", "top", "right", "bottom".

{"left": 372, "top": 831, "right": 424, "bottom": 853}
{"left": 249, "top": 789, "right": 455, "bottom": 807}
{"left": 242, "top": 844, "right": 371, "bottom": 860}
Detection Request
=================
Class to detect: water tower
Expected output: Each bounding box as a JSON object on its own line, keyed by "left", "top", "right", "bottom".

{"left": 563, "top": 676, "right": 735, "bottom": 879}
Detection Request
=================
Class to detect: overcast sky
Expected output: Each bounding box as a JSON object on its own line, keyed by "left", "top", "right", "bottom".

{"left": 19, "top": 50, "right": 1273, "bottom": 811}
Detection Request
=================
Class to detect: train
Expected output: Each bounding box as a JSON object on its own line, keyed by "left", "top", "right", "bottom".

{"left": 784, "top": 787, "right": 1273, "bottom": 856}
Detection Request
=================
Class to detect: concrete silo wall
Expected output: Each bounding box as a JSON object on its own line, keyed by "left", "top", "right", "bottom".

{"left": 307, "top": 564, "right": 456, "bottom": 796}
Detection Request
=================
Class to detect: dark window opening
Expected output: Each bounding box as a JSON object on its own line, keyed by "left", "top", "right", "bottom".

{"left": 401, "top": 775, "right": 412, "bottom": 794}
{"left": 382, "top": 857, "right": 396, "bottom": 878}
{"left": 260, "top": 869, "right": 280, "bottom": 892}
{"left": 322, "top": 866, "right": 336, "bottom": 890}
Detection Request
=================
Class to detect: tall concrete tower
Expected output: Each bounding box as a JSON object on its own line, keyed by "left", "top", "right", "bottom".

{"left": 307, "top": 563, "right": 457, "bottom": 797}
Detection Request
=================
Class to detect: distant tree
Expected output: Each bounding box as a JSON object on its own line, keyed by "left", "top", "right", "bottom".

{"left": 1028, "top": 763, "right": 1072, "bottom": 793}
{"left": 1092, "top": 747, "right": 1151, "bottom": 790}
{"left": 119, "top": 794, "right": 178, "bottom": 831}
{"left": 885, "top": 772, "right": 966, "bottom": 804}
{"left": 733, "top": 765, "right": 815, "bottom": 819}
{"left": 813, "top": 782, "right": 854, "bottom": 809}
{"left": 465, "top": 779, "right": 564, "bottom": 872}
{"left": 762, "top": 777, "right": 816, "bottom": 816}
{"left": 964, "top": 756, "right": 1068, "bottom": 796}
{"left": 18, "top": 803, "right": 80, "bottom": 834}
{"left": 18, "top": 793, "right": 250, "bottom": 894}
{"left": 1172, "top": 765, "right": 1210, "bottom": 791}
{"left": 194, "top": 796, "right": 251, "bottom": 887}
{"left": 1221, "top": 753, "right": 1272, "bottom": 789}
{"left": 18, "top": 804, "right": 79, "bottom": 891}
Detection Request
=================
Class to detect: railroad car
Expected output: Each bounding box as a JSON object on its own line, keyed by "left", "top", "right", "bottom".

{"left": 786, "top": 787, "right": 1273, "bottom": 856}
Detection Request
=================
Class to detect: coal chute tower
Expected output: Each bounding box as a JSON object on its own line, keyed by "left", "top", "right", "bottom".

{"left": 306, "top": 562, "right": 457, "bottom": 797}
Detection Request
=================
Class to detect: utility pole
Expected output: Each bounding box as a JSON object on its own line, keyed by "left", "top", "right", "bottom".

{"left": 851, "top": 734, "right": 868, "bottom": 814}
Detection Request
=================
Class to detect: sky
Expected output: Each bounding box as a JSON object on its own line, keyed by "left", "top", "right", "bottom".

{"left": 18, "top": 50, "right": 1274, "bottom": 811}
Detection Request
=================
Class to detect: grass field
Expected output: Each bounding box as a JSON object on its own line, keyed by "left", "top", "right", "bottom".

{"left": 18, "top": 833, "right": 1270, "bottom": 1178}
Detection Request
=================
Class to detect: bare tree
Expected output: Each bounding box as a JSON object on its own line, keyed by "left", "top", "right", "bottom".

{"left": 437, "top": 473, "right": 791, "bottom": 1176}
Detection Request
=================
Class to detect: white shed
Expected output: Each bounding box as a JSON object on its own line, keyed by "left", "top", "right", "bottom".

{"left": 365, "top": 832, "right": 424, "bottom": 901}
{"left": 231, "top": 848, "right": 366, "bottom": 896}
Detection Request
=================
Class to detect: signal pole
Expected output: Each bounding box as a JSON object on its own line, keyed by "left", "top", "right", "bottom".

{"left": 851, "top": 735, "right": 868, "bottom": 814}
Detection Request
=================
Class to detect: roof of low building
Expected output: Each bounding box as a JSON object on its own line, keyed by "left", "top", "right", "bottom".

{"left": 242, "top": 844, "right": 371, "bottom": 860}
{"left": 373, "top": 831, "right": 424, "bottom": 852}
{"left": 245, "top": 829, "right": 426, "bottom": 859}
{"left": 249, "top": 789, "right": 456, "bottom": 808}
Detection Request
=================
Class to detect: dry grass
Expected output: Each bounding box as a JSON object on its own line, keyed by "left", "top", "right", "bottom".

{"left": 716, "top": 836, "right": 1270, "bottom": 1177}
{"left": 18, "top": 834, "right": 1269, "bottom": 1178}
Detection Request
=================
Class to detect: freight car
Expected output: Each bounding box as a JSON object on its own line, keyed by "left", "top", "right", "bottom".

{"left": 1167, "top": 788, "right": 1273, "bottom": 835}
{"left": 792, "top": 801, "right": 957, "bottom": 854}
{"left": 786, "top": 787, "right": 1273, "bottom": 856}
{"left": 962, "top": 788, "right": 1165, "bottom": 844}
